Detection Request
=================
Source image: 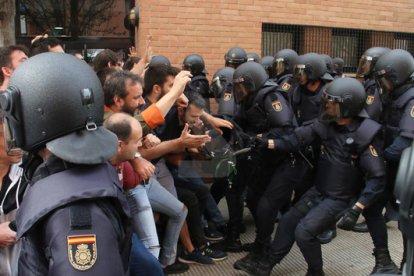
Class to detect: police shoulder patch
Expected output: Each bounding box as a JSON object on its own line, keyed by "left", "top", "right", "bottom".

{"left": 223, "top": 93, "right": 232, "bottom": 101}
{"left": 411, "top": 105, "right": 414, "bottom": 118}
{"left": 272, "top": 101, "right": 282, "bottom": 112}
{"left": 281, "top": 82, "right": 291, "bottom": 91}
{"left": 366, "top": 95, "right": 374, "bottom": 105}
{"left": 369, "top": 145, "right": 378, "bottom": 157}
{"left": 67, "top": 235, "right": 97, "bottom": 271}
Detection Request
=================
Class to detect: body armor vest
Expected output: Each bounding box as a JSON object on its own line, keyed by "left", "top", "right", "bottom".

{"left": 384, "top": 87, "right": 414, "bottom": 147}
{"left": 312, "top": 118, "right": 382, "bottom": 200}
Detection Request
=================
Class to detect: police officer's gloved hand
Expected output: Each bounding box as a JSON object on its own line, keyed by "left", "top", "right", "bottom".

{"left": 252, "top": 137, "right": 268, "bottom": 149}
{"left": 337, "top": 205, "right": 363, "bottom": 231}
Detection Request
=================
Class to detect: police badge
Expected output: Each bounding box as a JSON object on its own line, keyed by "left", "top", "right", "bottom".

{"left": 67, "top": 235, "right": 97, "bottom": 271}
{"left": 366, "top": 95, "right": 374, "bottom": 105}
{"left": 282, "top": 82, "right": 291, "bottom": 91}
{"left": 223, "top": 93, "right": 232, "bottom": 101}
{"left": 369, "top": 145, "right": 378, "bottom": 157}
{"left": 272, "top": 101, "right": 282, "bottom": 112}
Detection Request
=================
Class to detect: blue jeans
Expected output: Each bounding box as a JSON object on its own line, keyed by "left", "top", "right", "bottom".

{"left": 155, "top": 158, "right": 177, "bottom": 197}
{"left": 174, "top": 161, "right": 226, "bottom": 227}
{"left": 127, "top": 177, "right": 187, "bottom": 266}
{"left": 129, "top": 233, "right": 163, "bottom": 276}
{"left": 126, "top": 184, "right": 160, "bottom": 259}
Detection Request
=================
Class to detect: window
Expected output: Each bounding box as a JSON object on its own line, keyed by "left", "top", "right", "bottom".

{"left": 262, "top": 23, "right": 414, "bottom": 73}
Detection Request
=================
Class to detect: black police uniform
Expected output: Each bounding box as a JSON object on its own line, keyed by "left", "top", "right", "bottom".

{"left": 276, "top": 73, "right": 296, "bottom": 95}
{"left": 291, "top": 83, "right": 326, "bottom": 126}
{"left": 210, "top": 67, "right": 237, "bottom": 118}
{"left": 355, "top": 78, "right": 393, "bottom": 269}
{"left": 16, "top": 155, "right": 130, "bottom": 275}
{"left": 229, "top": 81, "right": 296, "bottom": 251}
{"left": 395, "top": 142, "right": 414, "bottom": 275}
{"left": 266, "top": 117, "right": 385, "bottom": 273}
{"left": 289, "top": 83, "right": 326, "bottom": 201}
{"left": 381, "top": 84, "right": 414, "bottom": 225}
{"left": 382, "top": 84, "right": 414, "bottom": 209}
{"left": 215, "top": 83, "right": 236, "bottom": 118}
{"left": 363, "top": 79, "right": 383, "bottom": 123}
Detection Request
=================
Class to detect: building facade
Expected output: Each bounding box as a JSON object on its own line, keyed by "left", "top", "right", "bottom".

{"left": 135, "top": 0, "right": 414, "bottom": 74}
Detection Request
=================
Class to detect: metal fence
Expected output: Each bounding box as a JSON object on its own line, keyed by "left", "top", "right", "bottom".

{"left": 262, "top": 23, "right": 414, "bottom": 72}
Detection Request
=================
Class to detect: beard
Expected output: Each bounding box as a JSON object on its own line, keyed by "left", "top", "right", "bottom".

{"left": 121, "top": 104, "right": 137, "bottom": 116}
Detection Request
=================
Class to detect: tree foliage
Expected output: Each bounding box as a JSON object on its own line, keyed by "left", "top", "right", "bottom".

{"left": 20, "top": 0, "right": 122, "bottom": 37}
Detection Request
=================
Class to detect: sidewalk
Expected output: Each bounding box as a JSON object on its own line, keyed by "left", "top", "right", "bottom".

{"left": 176, "top": 201, "right": 403, "bottom": 276}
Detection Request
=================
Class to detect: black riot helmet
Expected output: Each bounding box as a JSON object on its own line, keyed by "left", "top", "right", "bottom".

{"left": 224, "top": 47, "right": 247, "bottom": 68}
{"left": 332, "top": 57, "right": 345, "bottom": 75}
{"left": 319, "top": 77, "right": 367, "bottom": 123}
{"left": 247, "top": 53, "right": 261, "bottom": 63}
{"left": 233, "top": 61, "right": 268, "bottom": 104}
{"left": 293, "top": 53, "right": 333, "bottom": 85}
{"left": 183, "top": 54, "right": 206, "bottom": 76}
{"left": 0, "top": 52, "right": 117, "bottom": 164}
{"left": 149, "top": 55, "right": 171, "bottom": 66}
{"left": 374, "top": 49, "right": 414, "bottom": 94}
{"left": 356, "top": 47, "right": 390, "bottom": 78}
{"left": 261, "top": 56, "right": 275, "bottom": 77}
{"left": 273, "top": 49, "right": 298, "bottom": 77}
{"left": 210, "top": 67, "right": 235, "bottom": 99}
{"left": 320, "top": 54, "right": 335, "bottom": 75}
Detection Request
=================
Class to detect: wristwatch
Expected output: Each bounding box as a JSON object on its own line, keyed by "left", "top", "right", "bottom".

{"left": 134, "top": 152, "right": 142, "bottom": 159}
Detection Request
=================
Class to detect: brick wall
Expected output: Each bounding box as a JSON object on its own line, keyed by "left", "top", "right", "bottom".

{"left": 135, "top": 0, "right": 414, "bottom": 77}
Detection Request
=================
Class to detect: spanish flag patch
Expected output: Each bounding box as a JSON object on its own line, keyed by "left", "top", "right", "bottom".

{"left": 67, "top": 234, "right": 97, "bottom": 271}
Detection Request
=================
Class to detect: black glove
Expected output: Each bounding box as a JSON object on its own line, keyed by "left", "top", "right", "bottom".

{"left": 251, "top": 137, "right": 268, "bottom": 149}
{"left": 337, "top": 205, "right": 362, "bottom": 231}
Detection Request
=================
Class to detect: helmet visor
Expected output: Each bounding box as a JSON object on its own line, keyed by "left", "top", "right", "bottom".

{"left": 2, "top": 117, "right": 23, "bottom": 156}
{"left": 356, "top": 55, "right": 373, "bottom": 78}
{"left": 293, "top": 64, "right": 307, "bottom": 85}
{"left": 233, "top": 77, "right": 252, "bottom": 104}
{"left": 319, "top": 91, "right": 342, "bottom": 123}
{"left": 375, "top": 69, "right": 394, "bottom": 94}
{"left": 333, "top": 63, "right": 343, "bottom": 74}
{"left": 210, "top": 76, "right": 227, "bottom": 99}
{"left": 274, "top": 58, "right": 286, "bottom": 76}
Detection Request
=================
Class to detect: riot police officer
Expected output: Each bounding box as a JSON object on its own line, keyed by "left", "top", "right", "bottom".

{"left": 247, "top": 53, "right": 261, "bottom": 63}
{"left": 247, "top": 77, "right": 387, "bottom": 276}
{"left": 320, "top": 54, "right": 337, "bottom": 79}
{"left": 225, "top": 62, "right": 295, "bottom": 261}
{"left": 273, "top": 49, "right": 298, "bottom": 94}
{"left": 224, "top": 47, "right": 247, "bottom": 69}
{"left": 1, "top": 53, "right": 131, "bottom": 275}
{"left": 150, "top": 55, "right": 171, "bottom": 66}
{"left": 291, "top": 53, "right": 337, "bottom": 244}
{"left": 289, "top": 53, "right": 333, "bottom": 215}
{"left": 210, "top": 66, "right": 236, "bottom": 117}
{"left": 356, "top": 47, "right": 390, "bottom": 122}
{"left": 349, "top": 47, "right": 389, "bottom": 234}
{"left": 374, "top": 49, "right": 414, "bottom": 272}
{"left": 337, "top": 47, "right": 401, "bottom": 275}
{"left": 182, "top": 54, "right": 211, "bottom": 111}
{"left": 291, "top": 53, "right": 333, "bottom": 125}
{"left": 332, "top": 57, "right": 345, "bottom": 78}
{"left": 261, "top": 56, "right": 275, "bottom": 80}
{"left": 395, "top": 142, "right": 414, "bottom": 275}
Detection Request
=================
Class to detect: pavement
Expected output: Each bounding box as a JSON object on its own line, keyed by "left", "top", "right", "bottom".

{"left": 173, "top": 201, "right": 403, "bottom": 276}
